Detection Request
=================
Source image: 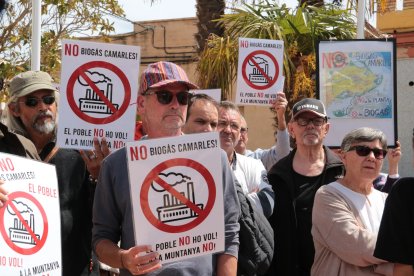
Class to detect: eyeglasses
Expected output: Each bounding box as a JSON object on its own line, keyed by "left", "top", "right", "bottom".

{"left": 144, "top": 90, "right": 192, "bottom": 105}
{"left": 240, "top": 127, "right": 248, "bottom": 134}
{"left": 218, "top": 120, "right": 241, "bottom": 131}
{"left": 21, "top": 95, "right": 56, "bottom": 108}
{"left": 295, "top": 117, "right": 326, "bottom": 127}
{"left": 347, "top": 145, "right": 387, "bottom": 160}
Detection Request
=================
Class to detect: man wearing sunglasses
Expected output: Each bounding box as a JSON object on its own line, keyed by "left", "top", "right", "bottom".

{"left": 92, "top": 61, "right": 240, "bottom": 276}
{"left": 2, "top": 70, "right": 106, "bottom": 276}
{"left": 265, "top": 98, "right": 344, "bottom": 276}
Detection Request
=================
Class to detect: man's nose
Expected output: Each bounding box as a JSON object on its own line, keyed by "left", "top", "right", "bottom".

{"left": 37, "top": 100, "right": 49, "bottom": 111}
{"left": 169, "top": 94, "right": 180, "bottom": 108}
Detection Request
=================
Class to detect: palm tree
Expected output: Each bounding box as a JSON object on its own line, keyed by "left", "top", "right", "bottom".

{"left": 195, "top": 0, "right": 226, "bottom": 52}
{"left": 197, "top": 1, "right": 357, "bottom": 104}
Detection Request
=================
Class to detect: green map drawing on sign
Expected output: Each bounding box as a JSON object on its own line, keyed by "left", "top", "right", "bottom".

{"left": 322, "top": 51, "right": 392, "bottom": 119}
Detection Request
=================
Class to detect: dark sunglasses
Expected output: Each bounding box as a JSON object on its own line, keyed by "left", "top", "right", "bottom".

{"left": 22, "top": 95, "right": 55, "bottom": 107}
{"left": 347, "top": 145, "right": 387, "bottom": 160}
{"left": 144, "top": 90, "right": 192, "bottom": 105}
{"left": 295, "top": 117, "right": 326, "bottom": 127}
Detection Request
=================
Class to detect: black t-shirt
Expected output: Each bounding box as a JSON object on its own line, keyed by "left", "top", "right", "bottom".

{"left": 374, "top": 177, "right": 414, "bottom": 266}
{"left": 292, "top": 171, "right": 321, "bottom": 275}
{"left": 293, "top": 171, "right": 321, "bottom": 196}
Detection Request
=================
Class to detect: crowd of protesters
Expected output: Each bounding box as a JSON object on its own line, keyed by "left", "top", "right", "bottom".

{"left": 0, "top": 60, "right": 412, "bottom": 276}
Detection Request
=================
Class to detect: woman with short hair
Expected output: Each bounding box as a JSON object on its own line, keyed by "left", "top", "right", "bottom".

{"left": 311, "top": 127, "right": 393, "bottom": 275}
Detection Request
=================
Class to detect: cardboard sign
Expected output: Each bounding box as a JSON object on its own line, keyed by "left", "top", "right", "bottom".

{"left": 190, "top": 89, "right": 221, "bottom": 102}
{"left": 57, "top": 39, "right": 141, "bottom": 150}
{"left": 236, "top": 38, "right": 284, "bottom": 106}
{"left": 127, "top": 132, "right": 224, "bottom": 264}
{"left": 0, "top": 153, "right": 61, "bottom": 275}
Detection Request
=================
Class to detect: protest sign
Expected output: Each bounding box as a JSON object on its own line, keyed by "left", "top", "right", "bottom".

{"left": 127, "top": 132, "right": 224, "bottom": 263}
{"left": 0, "top": 153, "right": 61, "bottom": 275}
{"left": 236, "top": 37, "right": 284, "bottom": 106}
{"left": 57, "top": 39, "right": 140, "bottom": 150}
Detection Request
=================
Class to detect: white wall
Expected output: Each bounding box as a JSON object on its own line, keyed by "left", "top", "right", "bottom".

{"left": 393, "top": 58, "right": 414, "bottom": 176}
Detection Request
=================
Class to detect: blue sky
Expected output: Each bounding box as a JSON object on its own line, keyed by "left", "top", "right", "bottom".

{"left": 113, "top": 0, "right": 299, "bottom": 34}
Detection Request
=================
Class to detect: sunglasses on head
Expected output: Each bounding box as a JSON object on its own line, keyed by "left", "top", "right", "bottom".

{"left": 22, "top": 95, "right": 56, "bottom": 108}
{"left": 347, "top": 145, "right": 387, "bottom": 160}
{"left": 144, "top": 90, "right": 192, "bottom": 105}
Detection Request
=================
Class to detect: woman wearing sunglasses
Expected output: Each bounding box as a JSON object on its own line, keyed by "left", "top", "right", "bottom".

{"left": 311, "top": 127, "right": 393, "bottom": 275}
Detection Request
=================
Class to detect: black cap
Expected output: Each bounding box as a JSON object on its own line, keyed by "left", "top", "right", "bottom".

{"left": 292, "top": 98, "right": 327, "bottom": 119}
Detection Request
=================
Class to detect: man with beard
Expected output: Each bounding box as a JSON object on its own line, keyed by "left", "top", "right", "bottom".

{"left": 266, "top": 98, "right": 344, "bottom": 276}
{"left": 2, "top": 71, "right": 107, "bottom": 275}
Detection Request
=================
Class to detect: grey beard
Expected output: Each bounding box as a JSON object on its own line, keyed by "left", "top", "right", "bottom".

{"left": 33, "top": 120, "right": 55, "bottom": 134}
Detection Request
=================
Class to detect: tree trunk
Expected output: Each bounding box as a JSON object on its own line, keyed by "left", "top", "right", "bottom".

{"left": 195, "top": 0, "right": 225, "bottom": 53}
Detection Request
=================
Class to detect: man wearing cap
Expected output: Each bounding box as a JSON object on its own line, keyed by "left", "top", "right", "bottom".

{"left": 2, "top": 70, "right": 107, "bottom": 275}
{"left": 265, "top": 98, "right": 344, "bottom": 276}
{"left": 92, "top": 61, "right": 240, "bottom": 276}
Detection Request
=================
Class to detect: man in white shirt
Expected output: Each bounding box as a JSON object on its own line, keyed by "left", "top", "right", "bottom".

{"left": 235, "top": 92, "right": 290, "bottom": 171}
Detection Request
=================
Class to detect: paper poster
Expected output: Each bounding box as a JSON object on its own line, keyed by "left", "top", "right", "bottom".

{"left": 57, "top": 39, "right": 141, "bottom": 150}
{"left": 236, "top": 37, "right": 284, "bottom": 106}
{"left": 127, "top": 132, "right": 224, "bottom": 264}
{"left": 0, "top": 153, "right": 61, "bottom": 275}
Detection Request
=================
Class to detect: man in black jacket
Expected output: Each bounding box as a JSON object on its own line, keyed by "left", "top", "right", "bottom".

{"left": 266, "top": 98, "right": 344, "bottom": 276}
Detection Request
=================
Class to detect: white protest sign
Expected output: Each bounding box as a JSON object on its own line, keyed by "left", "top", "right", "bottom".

{"left": 0, "top": 153, "right": 61, "bottom": 275}
{"left": 190, "top": 89, "right": 222, "bottom": 102}
{"left": 127, "top": 132, "right": 224, "bottom": 264}
{"left": 57, "top": 39, "right": 141, "bottom": 150}
{"left": 236, "top": 37, "right": 284, "bottom": 106}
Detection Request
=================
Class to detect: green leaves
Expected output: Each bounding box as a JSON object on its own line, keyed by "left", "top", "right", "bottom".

{"left": 0, "top": 0, "right": 124, "bottom": 100}
{"left": 197, "top": 1, "right": 356, "bottom": 102}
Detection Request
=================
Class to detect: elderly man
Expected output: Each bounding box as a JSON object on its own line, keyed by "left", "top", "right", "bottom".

{"left": 2, "top": 71, "right": 108, "bottom": 275}
{"left": 183, "top": 96, "right": 274, "bottom": 275}
{"left": 235, "top": 92, "right": 290, "bottom": 171}
{"left": 217, "top": 101, "right": 274, "bottom": 218}
{"left": 266, "top": 98, "right": 344, "bottom": 276}
{"left": 92, "top": 61, "right": 240, "bottom": 276}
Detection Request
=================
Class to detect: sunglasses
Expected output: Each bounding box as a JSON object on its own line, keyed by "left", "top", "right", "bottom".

{"left": 347, "top": 145, "right": 387, "bottom": 160}
{"left": 21, "top": 95, "right": 56, "bottom": 108}
{"left": 144, "top": 90, "right": 192, "bottom": 105}
{"left": 295, "top": 117, "right": 326, "bottom": 127}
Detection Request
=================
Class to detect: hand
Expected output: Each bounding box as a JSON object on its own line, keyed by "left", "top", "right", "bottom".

{"left": 80, "top": 137, "right": 110, "bottom": 179}
{"left": 121, "top": 245, "right": 161, "bottom": 275}
{"left": 0, "top": 180, "right": 9, "bottom": 208}
{"left": 388, "top": 140, "right": 401, "bottom": 175}
{"left": 272, "top": 91, "right": 288, "bottom": 130}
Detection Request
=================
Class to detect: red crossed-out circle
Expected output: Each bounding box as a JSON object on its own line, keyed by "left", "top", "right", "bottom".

{"left": 67, "top": 61, "right": 131, "bottom": 124}
{"left": 0, "top": 191, "right": 48, "bottom": 255}
{"left": 140, "top": 158, "right": 216, "bottom": 233}
{"left": 242, "top": 50, "right": 279, "bottom": 90}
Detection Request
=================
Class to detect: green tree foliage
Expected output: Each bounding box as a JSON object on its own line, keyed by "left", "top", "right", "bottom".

{"left": 197, "top": 1, "right": 356, "bottom": 104}
{"left": 0, "top": 0, "right": 124, "bottom": 100}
